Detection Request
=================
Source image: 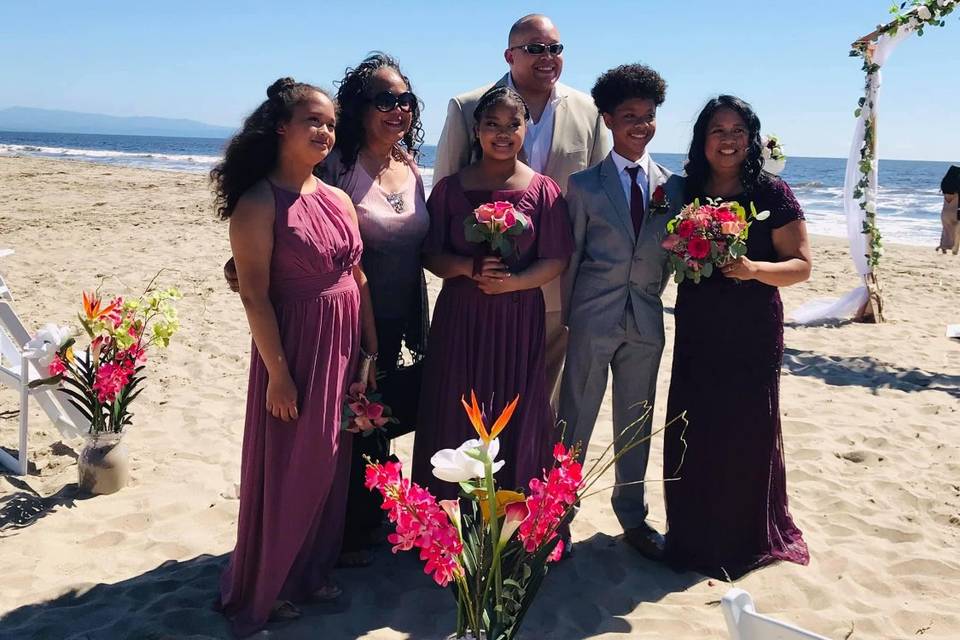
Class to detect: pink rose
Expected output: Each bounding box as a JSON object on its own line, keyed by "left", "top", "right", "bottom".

{"left": 661, "top": 234, "right": 681, "bottom": 251}
{"left": 720, "top": 220, "right": 744, "bottom": 236}
{"left": 475, "top": 203, "right": 497, "bottom": 223}
{"left": 502, "top": 210, "right": 517, "bottom": 230}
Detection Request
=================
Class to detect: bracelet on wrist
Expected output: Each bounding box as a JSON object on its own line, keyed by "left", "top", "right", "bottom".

{"left": 360, "top": 347, "right": 378, "bottom": 362}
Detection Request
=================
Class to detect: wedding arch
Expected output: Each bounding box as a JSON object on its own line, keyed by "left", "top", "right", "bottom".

{"left": 795, "top": 0, "right": 956, "bottom": 324}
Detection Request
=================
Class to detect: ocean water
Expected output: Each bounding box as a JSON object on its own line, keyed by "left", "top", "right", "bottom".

{"left": 1, "top": 130, "right": 953, "bottom": 246}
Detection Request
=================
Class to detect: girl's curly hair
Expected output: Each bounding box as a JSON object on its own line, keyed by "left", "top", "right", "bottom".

{"left": 210, "top": 77, "right": 330, "bottom": 219}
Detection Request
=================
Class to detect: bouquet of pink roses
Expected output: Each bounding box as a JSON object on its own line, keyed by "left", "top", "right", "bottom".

{"left": 661, "top": 198, "right": 769, "bottom": 284}
{"left": 463, "top": 201, "right": 531, "bottom": 261}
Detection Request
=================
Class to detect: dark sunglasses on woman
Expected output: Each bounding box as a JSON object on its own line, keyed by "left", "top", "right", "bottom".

{"left": 371, "top": 91, "right": 417, "bottom": 113}
{"left": 509, "top": 42, "right": 564, "bottom": 56}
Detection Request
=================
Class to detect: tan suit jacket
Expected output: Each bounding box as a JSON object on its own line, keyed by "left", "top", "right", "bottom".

{"left": 433, "top": 73, "right": 611, "bottom": 312}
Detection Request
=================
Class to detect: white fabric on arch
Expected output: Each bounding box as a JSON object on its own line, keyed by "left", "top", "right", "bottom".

{"left": 790, "top": 26, "right": 912, "bottom": 324}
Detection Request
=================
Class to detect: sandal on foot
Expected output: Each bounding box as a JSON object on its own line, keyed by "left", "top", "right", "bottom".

{"left": 269, "top": 600, "right": 302, "bottom": 622}
{"left": 312, "top": 581, "right": 343, "bottom": 602}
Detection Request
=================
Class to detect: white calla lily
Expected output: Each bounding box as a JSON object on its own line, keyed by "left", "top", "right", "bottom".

{"left": 430, "top": 438, "right": 505, "bottom": 483}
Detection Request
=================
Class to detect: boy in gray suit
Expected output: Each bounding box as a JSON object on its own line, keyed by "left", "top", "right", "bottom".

{"left": 558, "top": 64, "right": 683, "bottom": 560}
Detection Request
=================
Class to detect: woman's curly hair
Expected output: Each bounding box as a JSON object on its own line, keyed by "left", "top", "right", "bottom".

{"left": 332, "top": 52, "right": 423, "bottom": 174}
{"left": 210, "top": 77, "right": 329, "bottom": 219}
{"left": 684, "top": 95, "right": 766, "bottom": 201}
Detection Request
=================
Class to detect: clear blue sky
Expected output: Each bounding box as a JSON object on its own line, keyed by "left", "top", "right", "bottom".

{"left": 1, "top": 1, "right": 957, "bottom": 161}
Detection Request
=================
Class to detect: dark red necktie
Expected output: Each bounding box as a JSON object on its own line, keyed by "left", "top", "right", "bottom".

{"left": 625, "top": 166, "right": 645, "bottom": 237}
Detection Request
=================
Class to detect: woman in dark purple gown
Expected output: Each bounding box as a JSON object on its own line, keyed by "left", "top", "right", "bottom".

{"left": 412, "top": 87, "right": 573, "bottom": 500}
{"left": 663, "top": 95, "right": 812, "bottom": 579}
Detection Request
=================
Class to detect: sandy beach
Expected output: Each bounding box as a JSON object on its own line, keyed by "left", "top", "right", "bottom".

{"left": 1, "top": 156, "right": 958, "bottom": 639}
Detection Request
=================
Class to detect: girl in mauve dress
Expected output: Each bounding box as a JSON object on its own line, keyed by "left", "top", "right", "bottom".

{"left": 212, "top": 77, "right": 377, "bottom": 637}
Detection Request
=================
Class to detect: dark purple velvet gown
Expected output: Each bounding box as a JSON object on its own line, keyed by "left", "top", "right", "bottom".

{"left": 412, "top": 173, "right": 573, "bottom": 500}
{"left": 664, "top": 175, "right": 810, "bottom": 579}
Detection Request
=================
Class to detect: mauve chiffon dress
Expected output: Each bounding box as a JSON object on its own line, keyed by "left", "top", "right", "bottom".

{"left": 220, "top": 180, "right": 361, "bottom": 636}
{"left": 663, "top": 175, "right": 810, "bottom": 580}
{"left": 411, "top": 173, "right": 573, "bottom": 500}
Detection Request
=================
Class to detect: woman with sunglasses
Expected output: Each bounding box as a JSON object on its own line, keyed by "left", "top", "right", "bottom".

{"left": 320, "top": 52, "right": 430, "bottom": 568}
{"left": 411, "top": 86, "right": 574, "bottom": 500}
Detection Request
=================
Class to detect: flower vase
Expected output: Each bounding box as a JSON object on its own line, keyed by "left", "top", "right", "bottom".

{"left": 78, "top": 432, "right": 129, "bottom": 495}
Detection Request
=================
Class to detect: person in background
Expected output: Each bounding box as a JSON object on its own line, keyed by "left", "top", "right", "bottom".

{"left": 937, "top": 165, "right": 959, "bottom": 255}
{"left": 433, "top": 14, "right": 610, "bottom": 408}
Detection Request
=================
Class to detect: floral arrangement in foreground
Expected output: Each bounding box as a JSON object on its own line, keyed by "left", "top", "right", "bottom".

{"left": 661, "top": 198, "right": 770, "bottom": 284}
{"left": 366, "top": 392, "right": 678, "bottom": 640}
{"left": 27, "top": 278, "right": 181, "bottom": 435}
{"left": 464, "top": 201, "right": 531, "bottom": 272}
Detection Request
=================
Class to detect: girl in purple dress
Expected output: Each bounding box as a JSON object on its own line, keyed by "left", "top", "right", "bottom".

{"left": 412, "top": 87, "right": 574, "bottom": 500}
{"left": 663, "top": 95, "right": 812, "bottom": 579}
{"left": 212, "top": 78, "right": 377, "bottom": 636}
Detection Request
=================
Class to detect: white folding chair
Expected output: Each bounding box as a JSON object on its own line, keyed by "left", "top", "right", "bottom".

{"left": 0, "top": 300, "right": 87, "bottom": 475}
{"left": 722, "top": 588, "right": 830, "bottom": 640}
{"left": 0, "top": 248, "right": 14, "bottom": 301}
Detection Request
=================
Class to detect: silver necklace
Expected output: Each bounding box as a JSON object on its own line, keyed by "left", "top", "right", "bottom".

{"left": 385, "top": 191, "right": 406, "bottom": 214}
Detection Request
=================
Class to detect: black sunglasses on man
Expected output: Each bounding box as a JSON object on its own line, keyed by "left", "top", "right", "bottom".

{"left": 508, "top": 43, "right": 564, "bottom": 56}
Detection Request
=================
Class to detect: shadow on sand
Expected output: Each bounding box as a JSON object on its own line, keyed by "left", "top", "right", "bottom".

{"left": 0, "top": 532, "right": 705, "bottom": 639}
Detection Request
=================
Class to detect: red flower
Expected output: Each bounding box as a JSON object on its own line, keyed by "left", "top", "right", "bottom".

{"left": 677, "top": 219, "right": 696, "bottom": 239}
{"left": 48, "top": 353, "right": 66, "bottom": 376}
{"left": 652, "top": 185, "right": 666, "bottom": 205}
{"left": 687, "top": 237, "right": 711, "bottom": 260}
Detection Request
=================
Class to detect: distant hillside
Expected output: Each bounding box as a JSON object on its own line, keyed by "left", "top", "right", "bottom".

{"left": 0, "top": 106, "right": 234, "bottom": 138}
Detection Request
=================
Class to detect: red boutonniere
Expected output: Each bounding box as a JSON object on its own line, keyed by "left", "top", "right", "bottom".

{"left": 650, "top": 184, "right": 670, "bottom": 215}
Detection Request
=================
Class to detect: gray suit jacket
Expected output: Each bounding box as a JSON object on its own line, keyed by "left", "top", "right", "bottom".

{"left": 562, "top": 153, "right": 685, "bottom": 342}
{"left": 433, "top": 74, "right": 611, "bottom": 312}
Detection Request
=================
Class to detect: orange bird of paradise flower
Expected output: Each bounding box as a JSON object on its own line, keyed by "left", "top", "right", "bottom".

{"left": 82, "top": 291, "right": 118, "bottom": 322}
{"left": 460, "top": 391, "right": 519, "bottom": 445}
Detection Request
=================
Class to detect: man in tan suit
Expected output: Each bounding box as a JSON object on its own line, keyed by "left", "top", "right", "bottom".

{"left": 433, "top": 13, "right": 611, "bottom": 404}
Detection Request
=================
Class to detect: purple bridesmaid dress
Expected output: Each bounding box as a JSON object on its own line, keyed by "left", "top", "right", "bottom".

{"left": 412, "top": 173, "right": 573, "bottom": 500}
{"left": 220, "top": 180, "right": 361, "bottom": 636}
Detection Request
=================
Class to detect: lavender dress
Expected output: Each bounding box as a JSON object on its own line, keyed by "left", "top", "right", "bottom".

{"left": 664, "top": 175, "right": 809, "bottom": 579}
{"left": 220, "top": 180, "right": 361, "bottom": 637}
{"left": 412, "top": 173, "right": 573, "bottom": 500}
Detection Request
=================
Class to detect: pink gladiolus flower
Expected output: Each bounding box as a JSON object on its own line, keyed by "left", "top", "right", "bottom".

{"left": 92, "top": 361, "right": 133, "bottom": 403}
{"left": 366, "top": 460, "right": 463, "bottom": 586}
{"left": 517, "top": 442, "right": 583, "bottom": 561}
{"left": 48, "top": 354, "right": 66, "bottom": 376}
